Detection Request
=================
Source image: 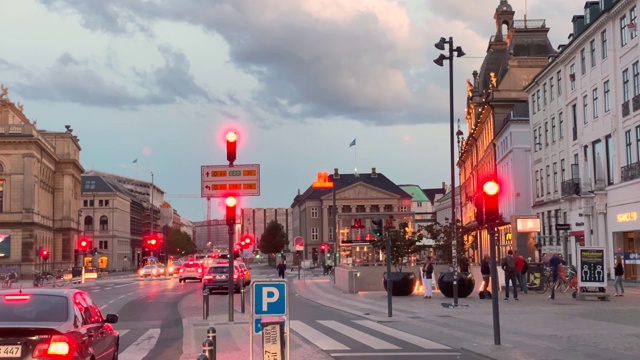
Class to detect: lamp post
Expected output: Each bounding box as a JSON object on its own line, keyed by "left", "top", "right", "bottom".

{"left": 434, "top": 36, "right": 465, "bottom": 307}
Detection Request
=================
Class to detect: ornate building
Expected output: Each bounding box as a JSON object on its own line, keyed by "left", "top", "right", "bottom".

{"left": 0, "top": 86, "right": 84, "bottom": 276}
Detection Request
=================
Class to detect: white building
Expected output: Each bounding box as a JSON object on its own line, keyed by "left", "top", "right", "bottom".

{"left": 525, "top": 0, "right": 639, "bottom": 280}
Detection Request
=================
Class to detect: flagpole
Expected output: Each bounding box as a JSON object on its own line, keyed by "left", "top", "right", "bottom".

{"left": 354, "top": 142, "right": 357, "bottom": 174}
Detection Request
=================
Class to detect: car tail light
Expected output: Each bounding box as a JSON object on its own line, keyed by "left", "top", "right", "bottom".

{"left": 180, "top": 268, "right": 184, "bottom": 273}
{"left": 197, "top": 268, "right": 202, "bottom": 273}
{"left": 233, "top": 273, "right": 238, "bottom": 280}
{"left": 169, "top": 266, "right": 174, "bottom": 272}
{"left": 33, "top": 335, "right": 71, "bottom": 358}
{"left": 3, "top": 294, "right": 31, "bottom": 301}
{"left": 203, "top": 275, "right": 213, "bottom": 280}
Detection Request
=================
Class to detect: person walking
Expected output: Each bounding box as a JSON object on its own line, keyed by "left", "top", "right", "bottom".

{"left": 459, "top": 256, "right": 470, "bottom": 273}
{"left": 276, "top": 260, "right": 286, "bottom": 279}
{"left": 548, "top": 253, "right": 566, "bottom": 300}
{"left": 422, "top": 257, "right": 434, "bottom": 299}
{"left": 614, "top": 255, "right": 625, "bottom": 296}
{"left": 501, "top": 250, "right": 519, "bottom": 300}
{"left": 480, "top": 254, "right": 491, "bottom": 299}
{"left": 514, "top": 250, "right": 528, "bottom": 294}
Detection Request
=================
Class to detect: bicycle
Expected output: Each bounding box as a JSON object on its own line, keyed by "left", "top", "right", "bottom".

{"left": 32, "top": 270, "right": 55, "bottom": 287}
{"left": 54, "top": 269, "right": 71, "bottom": 287}
{"left": 1, "top": 271, "right": 18, "bottom": 288}
{"left": 328, "top": 266, "right": 335, "bottom": 280}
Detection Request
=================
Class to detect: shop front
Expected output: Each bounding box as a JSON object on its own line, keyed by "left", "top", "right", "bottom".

{"left": 608, "top": 207, "right": 640, "bottom": 281}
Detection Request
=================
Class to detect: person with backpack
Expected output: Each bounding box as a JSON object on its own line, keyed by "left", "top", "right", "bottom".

{"left": 548, "top": 253, "right": 566, "bottom": 300}
{"left": 501, "top": 249, "right": 519, "bottom": 300}
{"left": 514, "top": 250, "right": 528, "bottom": 294}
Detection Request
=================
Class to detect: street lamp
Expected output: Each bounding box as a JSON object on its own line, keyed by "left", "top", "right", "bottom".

{"left": 434, "top": 36, "right": 465, "bottom": 307}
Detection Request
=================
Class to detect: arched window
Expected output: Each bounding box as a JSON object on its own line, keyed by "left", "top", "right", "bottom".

{"left": 100, "top": 216, "right": 108, "bottom": 231}
{"left": 84, "top": 216, "right": 93, "bottom": 231}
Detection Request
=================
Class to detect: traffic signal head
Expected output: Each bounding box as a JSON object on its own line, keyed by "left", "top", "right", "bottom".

{"left": 226, "top": 131, "right": 237, "bottom": 165}
{"left": 320, "top": 243, "right": 327, "bottom": 252}
{"left": 483, "top": 180, "right": 499, "bottom": 196}
{"left": 371, "top": 219, "right": 383, "bottom": 238}
{"left": 39, "top": 248, "right": 49, "bottom": 261}
{"left": 482, "top": 179, "right": 500, "bottom": 224}
{"left": 225, "top": 196, "right": 237, "bottom": 225}
{"left": 240, "top": 234, "right": 253, "bottom": 249}
{"left": 78, "top": 237, "right": 90, "bottom": 252}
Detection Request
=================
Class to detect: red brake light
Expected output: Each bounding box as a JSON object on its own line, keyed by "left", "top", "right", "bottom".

{"left": 3, "top": 294, "right": 30, "bottom": 301}
{"left": 233, "top": 273, "right": 238, "bottom": 280}
{"left": 197, "top": 268, "right": 202, "bottom": 273}
{"left": 179, "top": 268, "right": 184, "bottom": 273}
{"left": 188, "top": 261, "right": 193, "bottom": 265}
{"left": 203, "top": 275, "right": 213, "bottom": 280}
{"left": 33, "top": 335, "right": 71, "bottom": 358}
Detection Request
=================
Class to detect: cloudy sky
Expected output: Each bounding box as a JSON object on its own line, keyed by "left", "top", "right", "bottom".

{"left": 0, "top": 0, "right": 580, "bottom": 221}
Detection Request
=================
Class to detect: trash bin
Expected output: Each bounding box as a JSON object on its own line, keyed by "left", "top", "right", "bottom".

{"left": 526, "top": 262, "right": 545, "bottom": 290}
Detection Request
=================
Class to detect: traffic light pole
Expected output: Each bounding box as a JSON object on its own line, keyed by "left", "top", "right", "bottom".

{"left": 488, "top": 222, "right": 501, "bottom": 345}
{"left": 228, "top": 224, "right": 235, "bottom": 323}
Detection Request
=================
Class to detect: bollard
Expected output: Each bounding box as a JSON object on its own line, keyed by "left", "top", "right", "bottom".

{"left": 206, "top": 327, "right": 216, "bottom": 360}
{"left": 196, "top": 353, "right": 208, "bottom": 360}
{"left": 203, "top": 290, "right": 209, "bottom": 320}
{"left": 240, "top": 288, "right": 245, "bottom": 314}
{"left": 202, "top": 338, "right": 214, "bottom": 360}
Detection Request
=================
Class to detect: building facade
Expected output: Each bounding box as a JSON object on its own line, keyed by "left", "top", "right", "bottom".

{"left": 0, "top": 88, "right": 84, "bottom": 276}
{"left": 525, "top": 0, "right": 640, "bottom": 279}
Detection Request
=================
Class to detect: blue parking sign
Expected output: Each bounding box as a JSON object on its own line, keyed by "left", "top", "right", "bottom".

{"left": 253, "top": 281, "right": 286, "bottom": 316}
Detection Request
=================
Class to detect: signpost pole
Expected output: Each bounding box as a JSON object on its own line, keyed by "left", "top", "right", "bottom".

{"left": 488, "top": 223, "right": 501, "bottom": 345}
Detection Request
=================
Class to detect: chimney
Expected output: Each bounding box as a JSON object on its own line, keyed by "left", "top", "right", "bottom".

{"left": 371, "top": 167, "right": 377, "bottom": 177}
{"left": 442, "top": 182, "right": 446, "bottom": 190}
{"left": 334, "top": 168, "right": 340, "bottom": 179}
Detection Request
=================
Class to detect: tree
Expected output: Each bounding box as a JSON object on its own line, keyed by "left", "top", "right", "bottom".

{"left": 257, "top": 220, "right": 289, "bottom": 254}
{"left": 421, "top": 218, "right": 472, "bottom": 265}
{"left": 167, "top": 228, "right": 197, "bottom": 256}
{"left": 372, "top": 222, "right": 419, "bottom": 272}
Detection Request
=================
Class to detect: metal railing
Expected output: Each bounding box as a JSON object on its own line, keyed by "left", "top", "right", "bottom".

{"left": 512, "top": 19, "right": 546, "bottom": 29}
{"left": 621, "top": 161, "right": 640, "bottom": 182}
{"left": 561, "top": 179, "right": 580, "bottom": 197}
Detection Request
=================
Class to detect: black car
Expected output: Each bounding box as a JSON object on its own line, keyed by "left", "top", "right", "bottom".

{"left": 202, "top": 263, "right": 243, "bottom": 294}
{"left": 0, "top": 288, "right": 119, "bottom": 359}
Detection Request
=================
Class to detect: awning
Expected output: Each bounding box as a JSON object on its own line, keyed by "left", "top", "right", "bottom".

{"left": 569, "top": 230, "right": 584, "bottom": 237}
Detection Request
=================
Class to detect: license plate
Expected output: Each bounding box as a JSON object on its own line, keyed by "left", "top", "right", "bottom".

{"left": 216, "top": 275, "right": 227, "bottom": 280}
{"left": 0, "top": 345, "right": 21, "bottom": 358}
{"left": 188, "top": 269, "right": 194, "bottom": 272}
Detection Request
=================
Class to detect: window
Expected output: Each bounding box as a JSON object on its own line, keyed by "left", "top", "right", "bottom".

{"left": 99, "top": 215, "right": 108, "bottom": 231}
{"left": 623, "top": 69, "right": 630, "bottom": 102}
{"left": 84, "top": 181, "right": 95, "bottom": 190}
{"left": 383, "top": 205, "right": 393, "bottom": 212}
{"left": 328, "top": 206, "right": 334, "bottom": 218}
{"left": 557, "top": 70, "right": 563, "bottom": 95}
{"left": 533, "top": 128, "right": 538, "bottom": 151}
{"left": 0, "top": 180, "right": 3, "bottom": 213}
{"left": 83, "top": 200, "right": 88, "bottom": 207}
{"left": 626, "top": 130, "right": 632, "bottom": 165}
{"left": 552, "top": 117, "right": 556, "bottom": 142}
{"left": 535, "top": 170, "right": 539, "bottom": 197}
{"left": 99, "top": 240, "right": 108, "bottom": 250}
{"left": 105, "top": 200, "right": 109, "bottom": 207}
{"left": 89, "top": 200, "right": 94, "bottom": 207}
{"left": 532, "top": 95, "right": 536, "bottom": 114}
{"left": 98, "top": 200, "right": 103, "bottom": 207}
{"left": 550, "top": 77, "right": 555, "bottom": 100}
{"left": 580, "top": 48, "right": 586, "bottom": 75}
{"left": 631, "top": 6, "right": 637, "bottom": 39}
{"left": 606, "top": 135, "right": 614, "bottom": 185}
{"left": 546, "top": 165, "right": 550, "bottom": 194}
{"left": 621, "top": 15, "right": 628, "bottom": 47}
{"left": 570, "top": 64, "right": 576, "bottom": 90}
{"left": 416, "top": 202, "right": 423, "bottom": 207}
{"left": 637, "top": 126, "right": 640, "bottom": 164}
{"left": 370, "top": 205, "right": 379, "bottom": 213}
{"left": 311, "top": 207, "right": 318, "bottom": 218}
{"left": 601, "top": 29, "right": 608, "bottom": 59}
{"left": 559, "top": 112, "right": 564, "bottom": 138}
{"left": 553, "top": 162, "right": 558, "bottom": 192}
{"left": 604, "top": 80, "right": 611, "bottom": 112}
{"left": 590, "top": 39, "right": 596, "bottom": 67}
{"left": 329, "top": 227, "right": 333, "bottom": 241}
{"left": 544, "top": 122, "right": 549, "bottom": 146}
{"left": 543, "top": 83, "right": 547, "bottom": 106}
{"left": 571, "top": 104, "right": 578, "bottom": 141}
{"left": 540, "top": 170, "right": 544, "bottom": 195}
{"left": 400, "top": 205, "right": 408, "bottom": 212}
{"left": 311, "top": 227, "right": 319, "bottom": 241}
{"left": 356, "top": 205, "right": 365, "bottom": 213}
{"left": 536, "top": 90, "right": 541, "bottom": 112}
{"left": 583, "top": 95, "right": 588, "bottom": 124}
{"left": 341, "top": 205, "right": 351, "bottom": 213}
{"left": 633, "top": 61, "right": 639, "bottom": 97}
{"left": 592, "top": 88, "right": 599, "bottom": 118}
{"left": 561, "top": 159, "right": 566, "bottom": 182}
{"left": 84, "top": 216, "right": 93, "bottom": 231}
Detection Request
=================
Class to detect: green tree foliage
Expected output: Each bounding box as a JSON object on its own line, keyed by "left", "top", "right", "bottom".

{"left": 167, "top": 228, "right": 197, "bottom": 255}
{"left": 372, "top": 222, "right": 419, "bottom": 272}
{"left": 257, "top": 220, "right": 289, "bottom": 254}
{"left": 421, "top": 219, "right": 472, "bottom": 265}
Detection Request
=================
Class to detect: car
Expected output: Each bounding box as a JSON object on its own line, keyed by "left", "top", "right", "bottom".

{"left": 235, "top": 261, "right": 251, "bottom": 286}
{"left": 0, "top": 288, "right": 119, "bottom": 360}
{"left": 168, "top": 262, "right": 181, "bottom": 276}
{"left": 155, "top": 264, "right": 166, "bottom": 276}
{"left": 202, "top": 262, "right": 243, "bottom": 294}
{"left": 139, "top": 264, "right": 160, "bottom": 278}
{"left": 178, "top": 261, "right": 204, "bottom": 283}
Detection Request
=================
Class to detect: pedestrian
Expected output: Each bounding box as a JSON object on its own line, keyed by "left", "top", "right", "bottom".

{"left": 614, "top": 255, "right": 625, "bottom": 297}
{"left": 276, "top": 260, "right": 286, "bottom": 279}
{"left": 422, "top": 256, "right": 434, "bottom": 299}
{"left": 541, "top": 252, "right": 550, "bottom": 267}
{"left": 548, "top": 253, "right": 566, "bottom": 300}
{"left": 480, "top": 254, "right": 491, "bottom": 299}
{"left": 459, "top": 256, "right": 470, "bottom": 273}
{"left": 514, "top": 250, "right": 528, "bottom": 294}
{"left": 500, "top": 250, "right": 519, "bottom": 300}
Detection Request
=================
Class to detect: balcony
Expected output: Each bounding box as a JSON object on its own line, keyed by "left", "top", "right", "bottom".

{"left": 622, "top": 101, "right": 630, "bottom": 117}
{"left": 561, "top": 179, "right": 580, "bottom": 197}
{"left": 633, "top": 95, "right": 640, "bottom": 112}
{"left": 621, "top": 161, "right": 640, "bottom": 182}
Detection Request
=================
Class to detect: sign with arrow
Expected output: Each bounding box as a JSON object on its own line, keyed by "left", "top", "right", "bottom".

{"left": 201, "top": 164, "right": 260, "bottom": 197}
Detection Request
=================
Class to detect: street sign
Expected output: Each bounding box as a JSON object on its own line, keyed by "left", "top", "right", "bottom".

{"left": 555, "top": 223, "right": 571, "bottom": 231}
{"left": 577, "top": 247, "right": 606, "bottom": 287}
{"left": 294, "top": 236, "right": 304, "bottom": 251}
{"left": 253, "top": 281, "right": 287, "bottom": 316}
{"left": 201, "top": 164, "right": 260, "bottom": 197}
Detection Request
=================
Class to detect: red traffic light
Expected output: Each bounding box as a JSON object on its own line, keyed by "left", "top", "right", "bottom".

{"left": 320, "top": 244, "right": 327, "bottom": 252}
{"left": 226, "top": 131, "right": 237, "bottom": 165}
{"left": 483, "top": 180, "right": 499, "bottom": 196}
{"left": 39, "top": 248, "right": 50, "bottom": 260}
{"left": 225, "top": 196, "right": 237, "bottom": 225}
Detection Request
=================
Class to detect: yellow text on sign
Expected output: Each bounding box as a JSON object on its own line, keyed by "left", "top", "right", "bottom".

{"left": 211, "top": 171, "right": 227, "bottom": 177}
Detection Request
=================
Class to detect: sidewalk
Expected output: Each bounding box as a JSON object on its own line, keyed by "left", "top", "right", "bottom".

{"left": 291, "top": 277, "right": 640, "bottom": 360}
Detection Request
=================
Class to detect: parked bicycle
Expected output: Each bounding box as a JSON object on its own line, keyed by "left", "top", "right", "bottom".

{"left": 32, "top": 270, "right": 55, "bottom": 287}
{"left": 53, "top": 269, "right": 72, "bottom": 287}
{"left": 1, "top": 271, "right": 18, "bottom": 288}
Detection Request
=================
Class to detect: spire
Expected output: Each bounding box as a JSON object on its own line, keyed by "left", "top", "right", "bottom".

{"left": 494, "top": 0, "right": 514, "bottom": 42}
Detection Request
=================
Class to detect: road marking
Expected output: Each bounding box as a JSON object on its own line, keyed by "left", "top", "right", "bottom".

{"left": 100, "top": 305, "right": 107, "bottom": 310}
{"left": 353, "top": 321, "right": 450, "bottom": 350}
{"left": 119, "top": 328, "right": 161, "bottom": 358}
{"left": 108, "top": 300, "right": 114, "bottom": 304}
{"left": 290, "top": 320, "right": 349, "bottom": 350}
{"left": 317, "top": 320, "right": 399, "bottom": 350}
{"left": 328, "top": 352, "right": 461, "bottom": 357}
{"left": 114, "top": 283, "right": 135, "bottom": 288}
{"left": 119, "top": 295, "right": 126, "bottom": 299}
{"left": 118, "top": 329, "right": 130, "bottom": 337}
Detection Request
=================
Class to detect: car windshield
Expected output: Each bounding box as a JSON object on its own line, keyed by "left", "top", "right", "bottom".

{"left": 237, "top": 263, "right": 247, "bottom": 270}
{"left": 0, "top": 294, "right": 68, "bottom": 322}
{"left": 209, "top": 267, "right": 229, "bottom": 274}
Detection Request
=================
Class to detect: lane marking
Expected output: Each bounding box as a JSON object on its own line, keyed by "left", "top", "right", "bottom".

{"left": 119, "top": 328, "right": 161, "bottom": 358}
{"left": 290, "top": 320, "right": 349, "bottom": 351}
{"left": 328, "top": 352, "right": 462, "bottom": 357}
{"left": 114, "top": 283, "right": 136, "bottom": 288}
{"left": 317, "top": 320, "right": 399, "bottom": 350}
{"left": 100, "top": 305, "right": 107, "bottom": 310}
{"left": 353, "top": 320, "right": 450, "bottom": 350}
{"left": 117, "top": 329, "right": 130, "bottom": 337}
{"left": 119, "top": 295, "right": 126, "bottom": 299}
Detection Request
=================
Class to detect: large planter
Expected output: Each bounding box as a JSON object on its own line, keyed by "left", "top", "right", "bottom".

{"left": 382, "top": 272, "right": 417, "bottom": 296}
{"left": 437, "top": 272, "right": 475, "bottom": 298}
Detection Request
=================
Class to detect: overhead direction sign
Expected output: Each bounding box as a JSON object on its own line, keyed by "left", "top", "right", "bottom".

{"left": 201, "top": 164, "right": 260, "bottom": 197}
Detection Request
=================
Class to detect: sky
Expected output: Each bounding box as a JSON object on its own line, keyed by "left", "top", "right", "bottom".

{"left": 0, "top": 0, "right": 580, "bottom": 221}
